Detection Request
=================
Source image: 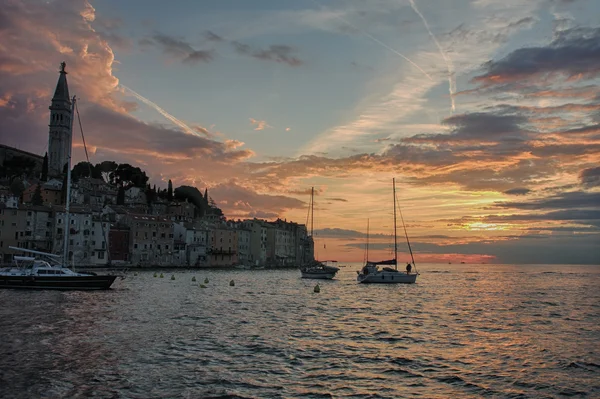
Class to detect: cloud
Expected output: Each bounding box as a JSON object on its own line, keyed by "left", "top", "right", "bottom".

{"left": 232, "top": 42, "right": 303, "bottom": 66}
{"left": 204, "top": 30, "right": 223, "bottom": 42}
{"left": 503, "top": 188, "right": 531, "bottom": 196}
{"left": 209, "top": 180, "right": 306, "bottom": 219}
{"left": 326, "top": 197, "right": 348, "bottom": 202}
{"left": 285, "top": 127, "right": 291, "bottom": 131}
{"left": 473, "top": 27, "right": 600, "bottom": 85}
{"left": 140, "top": 32, "right": 214, "bottom": 64}
{"left": 249, "top": 118, "right": 271, "bottom": 131}
{"left": 580, "top": 166, "right": 600, "bottom": 187}
{"left": 493, "top": 191, "right": 600, "bottom": 210}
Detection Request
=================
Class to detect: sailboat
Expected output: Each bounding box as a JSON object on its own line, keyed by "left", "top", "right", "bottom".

{"left": 0, "top": 63, "right": 119, "bottom": 290}
{"left": 300, "top": 187, "right": 340, "bottom": 279}
{"left": 356, "top": 178, "right": 418, "bottom": 284}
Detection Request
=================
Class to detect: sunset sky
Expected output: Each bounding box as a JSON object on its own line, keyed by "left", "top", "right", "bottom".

{"left": 1, "top": 0, "right": 599, "bottom": 264}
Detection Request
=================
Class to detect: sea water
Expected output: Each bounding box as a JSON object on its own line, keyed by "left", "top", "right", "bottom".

{"left": 1, "top": 263, "right": 598, "bottom": 398}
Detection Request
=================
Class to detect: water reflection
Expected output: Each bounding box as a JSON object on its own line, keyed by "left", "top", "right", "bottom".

{"left": 0, "top": 264, "right": 599, "bottom": 398}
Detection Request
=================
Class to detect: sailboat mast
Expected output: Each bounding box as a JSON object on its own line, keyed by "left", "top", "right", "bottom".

{"left": 393, "top": 178, "right": 398, "bottom": 270}
{"left": 310, "top": 187, "right": 314, "bottom": 237}
{"left": 62, "top": 96, "right": 76, "bottom": 266}
{"left": 366, "top": 218, "right": 370, "bottom": 262}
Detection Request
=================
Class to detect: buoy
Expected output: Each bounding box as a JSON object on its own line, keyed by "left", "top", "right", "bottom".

{"left": 171, "top": 274, "right": 175, "bottom": 280}
{"left": 192, "top": 276, "right": 196, "bottom": 282}
{"left": 153, "top": 272, "right": 157, "bottom": 278}
{"left": 229, "top": 280, "right": 235, "bottom": 286}
{"left": 204, "top": 278, "right": 209, "bottom": 284}
{"left": 160, "top": 273, "right": 164, "bottom": 278}
{"left": 314, "top": 284, "right": 320, "bottom": 293}
{"left": 134, "top": 272, "right": 138, "bottom": 276}
{"left": 199, "top": 284, "right": 207, "bottom": 288}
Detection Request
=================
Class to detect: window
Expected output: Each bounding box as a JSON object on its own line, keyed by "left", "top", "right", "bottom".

{"left": 134, "top": 243, "right": 138, "bottom": 249}
{"left": 98, "top": 252, "right": 104, "bottom": 259}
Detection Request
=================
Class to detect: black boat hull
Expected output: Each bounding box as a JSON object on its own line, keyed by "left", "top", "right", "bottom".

{"left": 0, "top": 275, "right": 117, "bottom": 290}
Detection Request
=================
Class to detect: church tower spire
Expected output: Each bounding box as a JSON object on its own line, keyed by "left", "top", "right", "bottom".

{"left": 48, "top": 61, "right": 72, "bottom": 177}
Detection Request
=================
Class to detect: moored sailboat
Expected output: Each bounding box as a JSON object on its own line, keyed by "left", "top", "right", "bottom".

{"left": 356, "top": 178, "right": 418, "bottom": 284}
{"left": 300, "top": 187, "right": 340, "bottom": 279}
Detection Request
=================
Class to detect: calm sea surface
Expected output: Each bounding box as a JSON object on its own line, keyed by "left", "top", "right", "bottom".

{"left": 1, "top": 263, "right": 599, "bottom": 399}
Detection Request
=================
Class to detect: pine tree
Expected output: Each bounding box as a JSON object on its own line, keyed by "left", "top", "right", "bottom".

{"left": 167, "top": 179, "right": 173, "bottom": 201}
{"left": 117, "top": 184, "right": 125, "bottom": 205}
{"left": 32, "top": 184, "right": 44, "bottom": 206}
{"left": 41, "top": 153, "right": 48, "bottom": 181}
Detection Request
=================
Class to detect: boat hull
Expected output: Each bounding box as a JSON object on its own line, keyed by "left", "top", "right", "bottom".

{"left": 0, "top": 275, "right": 118, "bottom": 290}
{"left": 357, "top": 272, "right": 417, "bottom": 284}
{"left": 301, "top": 271, "right": 337, "bottom": 279}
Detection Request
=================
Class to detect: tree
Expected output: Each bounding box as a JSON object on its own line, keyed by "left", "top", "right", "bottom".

{"left": 41, "top": 153, "right": 48, "bottom": 182}
{"left": 167, "top": 179, "right": 173, "bottom": 201}
{"left": 116, "top": 184, "right": 125, "bottom": 205}
{"left": 95, "top": 160, "right": 118, "bottom": 184}
{"left": 145, "top": 184, "right": 156, "bottom": 205}
{"left": 61, "top": 163, "right": 68, "bottom": 205}
{"left": 9, "top": 179, "right": 25, "bottom": 198}
{"left": 71, "top": 161, "right": 94, "bottom": 182}
{"left": 174, "top": 185, "right": 206, "bottom": 216}
{"left": 32, "top": 184, "right": 44, "bottom": 206}
{"left": 113, "top": 163, "right": 148, "bottom": 188}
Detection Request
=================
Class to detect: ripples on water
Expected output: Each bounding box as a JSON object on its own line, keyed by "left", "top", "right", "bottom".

{"left": 0, "top": 264, "right": 599, "bottom": 398}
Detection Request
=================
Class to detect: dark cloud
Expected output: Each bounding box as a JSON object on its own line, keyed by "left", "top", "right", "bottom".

{"left": 580, "top": 166, "right": 600, "bottom": 187}
{"left": 140, "top": 33, "right": 214, "bottom": 64}
{"left": 494, "top": 191, "right": 600, "bottom": 210}
{"left": 473, "top": 27, "right": 600, "bottom": 85}
{"left": 326, "top": 197, "right": 348, "bottom": 202}
{"left": 232, "top": 42, "right": 303, "bottom": 66}
{"left": 504, "top": 188, "right": 531, "bottom": 196}
{"left": 408, "top": 112, "right": 530, "bottom": 143}
{"left": 204, "top": 30, "right": 223, "bottom": 42}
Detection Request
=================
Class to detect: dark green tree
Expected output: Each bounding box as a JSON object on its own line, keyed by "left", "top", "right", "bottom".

{"left": 116, "top": 184, "right": 125, "bottom": 205}
{"left": 174, "top": 185, "right": 206, "bottom": 216}
{"left": 32, "top": 184, "right": 44, "bottom": 206}
{"left": 113, "top": 163, "right": 148, "bottom": 188}
{"left": 60, "top": 163, "right": 68, "bottom": 205}
{"left": 71, "top": 161, "right": 94, "bottom": 182}
{"left": 167, "top": 179, "right": 173, "bottom": 201}
{"left": 41, "top": 153, "right": 48, "bottom": 181}
{"left": 95, "top": 160, "right": 118, "bottom": 184}
{"left": 9, "top": 179, "right": 25, "bottom": 198}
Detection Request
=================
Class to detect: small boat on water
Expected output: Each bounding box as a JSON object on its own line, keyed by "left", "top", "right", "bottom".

{"left": 301, "top": 260, "right": 340, "bottom": 279}
{"left": 299, "top": 187, "right": 340, "bottom": 280}
{"left": 357, "top": 178, "right": 418, "bottom": 284}
{"left": 0, "top": 247, "right": 118, "bottom": 290}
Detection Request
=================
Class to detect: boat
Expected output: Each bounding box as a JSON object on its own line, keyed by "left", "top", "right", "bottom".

{"left": 0, "top": 69, "right": 120, "bottom": 290}
{"left": 300, "top": 187, "right": 340, "bottom": 279}
{"left": 356, "top": 178, "right": 418, "bottom": 284}
{"left": 301, "top": 260, "right": 340, "bottom": 279}
{"left": 0, "top": 248, "right": 117, "bottom": 290}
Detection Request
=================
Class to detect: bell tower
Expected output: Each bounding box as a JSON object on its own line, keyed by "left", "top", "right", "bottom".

{"left": 48, "top": 61, "right": 72, "bottom": 177}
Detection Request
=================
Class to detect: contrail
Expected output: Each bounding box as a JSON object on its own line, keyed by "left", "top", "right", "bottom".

{"left": 120, "top": 84, "right": 199, "bottom": 137}
{"left": 310, "top": 0, "right": 433, "bottom": 81}
{"left": 408, "top": 0, "right": 456, "bottom": 112}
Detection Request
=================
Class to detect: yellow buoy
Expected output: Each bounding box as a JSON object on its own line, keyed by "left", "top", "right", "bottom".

{"left": 153, "top": 272, "right": 157, "bottom": 278}
{"left": 192, "top": 276, "right": 196, "bottom": 282}
{"left": 160, "top": 273, "right": 164, "bottom": 278}
{"left": 204, "top": 278, "right": 209, "bottom": 284}
{"left": 134, "top": 272, "right": 138, "bottom": 277}
{"left": 199, "top": 284, "right": 207, "bottom": 288}
{"left": 314, "top": 284, "right": 320, "bottom": 293}
{"left": 171, "top": 274, "right": 175, "bottom": 280}
{"left": 229, "top": 280, "right": 235, "bottom": 286}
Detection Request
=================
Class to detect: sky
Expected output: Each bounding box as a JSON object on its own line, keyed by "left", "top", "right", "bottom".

{"left": 1, "top": 0, "right": 599, "bottom": 265}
